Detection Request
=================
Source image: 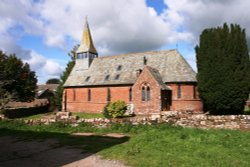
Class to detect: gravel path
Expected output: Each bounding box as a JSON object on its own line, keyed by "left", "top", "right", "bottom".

{"left": 0, "top": 136, "right": 128, "bottom": 167}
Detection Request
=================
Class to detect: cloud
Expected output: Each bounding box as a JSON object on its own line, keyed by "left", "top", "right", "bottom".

{"left": 162, "top": 0, "right": 250, "bottom": 46}
{"left": 37, "top": 0, "right": 190, "bottom": 55}
{"left": 24, "top": 51, "right": 63, "bottom": 84}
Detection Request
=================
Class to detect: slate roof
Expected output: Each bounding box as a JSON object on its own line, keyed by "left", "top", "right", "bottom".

{"left": 145, "top": 66, "right": 170, "bottom": 90}
{"left": 64, "top": 49, "right": 197, "bottom": 87}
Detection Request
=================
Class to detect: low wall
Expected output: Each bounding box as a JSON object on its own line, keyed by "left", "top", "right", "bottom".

{"left": 161, "top": 111, "right": 250, "bottom": 130}
{"left": 20, "top": 111, "right": 250, "bottom": 131}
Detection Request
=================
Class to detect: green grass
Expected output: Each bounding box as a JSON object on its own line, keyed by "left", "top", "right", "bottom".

{"left": 71, "top": 112, "right": 104, "bottom": 119}
{"left": 19, "top": 112, "right": 53, "bottom": 120}
{"left": 0, "top": 120, "right": 250, "bottom": 166}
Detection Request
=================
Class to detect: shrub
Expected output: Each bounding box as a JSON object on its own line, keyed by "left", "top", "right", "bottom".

{"left": 103, "top": 100, "right": 127, "bottom": 118}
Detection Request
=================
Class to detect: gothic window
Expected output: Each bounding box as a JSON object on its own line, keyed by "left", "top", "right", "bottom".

{"left": 129, "top": 87, "right": 132, "bottom": 102}
{"left": 107, "top": 88, "right": 111, "bottom": 101}
{"left": 88, "top": 89, "right": 91, "bottom": 101}
{"left": 146, "top": 87, "right": 150, "bottom": 101}
{"left": 177, "top": 84, "right": 181, "bottom": 99}
{"left": 142, "top": 87, "right": 146, "bottom": 101}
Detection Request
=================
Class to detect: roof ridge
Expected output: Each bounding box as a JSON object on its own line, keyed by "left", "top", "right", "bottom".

{"left": 98, "top": 49, "right": 177, "bottom": 59}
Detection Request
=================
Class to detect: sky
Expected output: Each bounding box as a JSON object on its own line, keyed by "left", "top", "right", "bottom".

{"left": 0, "top": 0, "right": 250, "bottom": 84}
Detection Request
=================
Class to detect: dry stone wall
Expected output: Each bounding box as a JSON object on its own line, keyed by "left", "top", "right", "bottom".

{"left": 20, "top": 111, "right": 250, "bottom": 131}
{"left": 161, "top": 111, "right": 250, "bottom": 130}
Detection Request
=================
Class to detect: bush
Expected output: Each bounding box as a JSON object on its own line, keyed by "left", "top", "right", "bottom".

{"left": 103, "top": 100, "right": 127, "bottom": 118}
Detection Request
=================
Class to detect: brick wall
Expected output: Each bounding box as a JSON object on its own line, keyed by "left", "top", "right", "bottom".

{"left": 63, "top": 86, "right": 131, "bottom": 113}
{"left": 62, "top": 76, "right": 203, "bottom": 113}
{"left": 132, "top": 67, "right": 162, "bottom": 114}
{"left": 168, "top": 83, "right": 203, "bottom": 111}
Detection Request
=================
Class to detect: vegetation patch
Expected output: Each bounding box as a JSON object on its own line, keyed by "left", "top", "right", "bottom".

{"left": 103, "top": 100, "right": 127, "bottom": 118}
{"left": 72, "top": 112, "right": 104, "bottom": 119}
{"left": 0, "top": 120, "right": 250, "bottom": 166}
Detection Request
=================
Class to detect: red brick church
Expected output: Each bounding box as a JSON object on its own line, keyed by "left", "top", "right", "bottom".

{"left": 63, "top": 21, "right": 203, "bottom": 114}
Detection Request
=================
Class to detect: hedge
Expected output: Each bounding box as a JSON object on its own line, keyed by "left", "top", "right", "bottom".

{"left": 2, "top": 105, "right": 49, "bottom": 119}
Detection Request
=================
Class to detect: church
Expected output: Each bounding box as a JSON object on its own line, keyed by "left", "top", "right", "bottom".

{"left": 63, "top": 21, "right": 203, "bottom": 114}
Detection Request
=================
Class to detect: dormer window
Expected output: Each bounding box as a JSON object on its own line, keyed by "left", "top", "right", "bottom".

{"left": 105, "top": 75, "right": 110, "bottom": 81}
{"left": 117, "top": 65, "right": 122, "bottom": 71}
{"left": 115, "top": 74, "right": 120, "bottom": 80}
{"left": 85, "top": 76, "right": 90, "bottom": 82}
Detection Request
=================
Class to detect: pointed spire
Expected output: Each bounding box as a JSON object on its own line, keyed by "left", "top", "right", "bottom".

{"left": 76, "top": 19, "right": 97, "bottom": 54}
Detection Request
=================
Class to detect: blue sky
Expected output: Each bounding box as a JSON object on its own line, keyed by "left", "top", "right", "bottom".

{"left": 0, "top": 0, "right": 249, "bottom": 83}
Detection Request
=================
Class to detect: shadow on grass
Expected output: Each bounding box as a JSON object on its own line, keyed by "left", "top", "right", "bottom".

{"left": 0, "top": 128, "right": 129, "bottom": 166}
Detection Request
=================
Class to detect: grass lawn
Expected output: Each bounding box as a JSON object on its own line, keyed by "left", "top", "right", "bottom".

{"left": 20, "top": 112, "right": 54, "bottom": 120}
{"left": 0, "top": 120, "right": 250, "bottom": 166}
{"left": 71, "top": 112, "right": 104, "bottom": 119}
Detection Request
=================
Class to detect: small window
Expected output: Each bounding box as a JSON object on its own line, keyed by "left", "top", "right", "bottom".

{"left": 88, "top": 89, "right": 91, "bottom": 101}
{"left": 114, "top": 74, "right": 120, "bottom": 80}
{"left": 129, "top": 87, "right": 132, "bottom": 102}
{"left": 193, "top": 85, "right": 197, "bottom": 99}
{"left": 105, "top": 75, "right": 110, "bottom": 81}
{"left": 146, "top": 87, "right": 150, "bottom": 101}
{"left": 177, "top": 84, "right": 181, "bottom": 99}
{"left": 85, "top": 76, "right": 90, "bottom": 82}
{"left": 142, "top": 87, "right": 146, "bottom": 101}
{"left": 107, "top": 88, "right": 111, "bottom": 101}
{"left": 117, "top": 65, "right": 122, "bottom": 71}
{"left": 73, "top": 89, "right": 76, "bottom": 101}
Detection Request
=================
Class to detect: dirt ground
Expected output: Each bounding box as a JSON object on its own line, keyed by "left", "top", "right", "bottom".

{"left": 0, "top": 136, "right": 128, "bottom": 167}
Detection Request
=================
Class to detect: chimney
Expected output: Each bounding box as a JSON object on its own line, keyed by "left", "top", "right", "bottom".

{"left": 136, "top": 69, "right": 142, "bottom": 77}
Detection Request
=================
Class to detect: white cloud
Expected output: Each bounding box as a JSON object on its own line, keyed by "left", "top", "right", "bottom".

{"left": 24, "top": 51, "right": 63, "bottom": 84}
{"left": 163, "top": 0, "right": 250, "bottom": 45}
{"left": 37, "top": 0, "right": 190, "bottom": 55}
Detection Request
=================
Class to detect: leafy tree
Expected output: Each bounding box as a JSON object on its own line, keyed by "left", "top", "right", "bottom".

{"left": 195, "top": 23, "right": 250, "bottom": 115}
{"left": 46, "top": 78, "right": 60, "bottom": 84}
{"left": 0, "top": 51, "right": 37, "bottom": 104}
{"left": 55, "top": 45, "right": 79, "bottom": 110}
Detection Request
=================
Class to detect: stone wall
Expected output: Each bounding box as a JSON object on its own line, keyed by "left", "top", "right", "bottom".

{"left": 161, "top": 111, "right": 250, "bottom": 130}
{"left": 21, "top": 111, "right": 250, "bottom": 131}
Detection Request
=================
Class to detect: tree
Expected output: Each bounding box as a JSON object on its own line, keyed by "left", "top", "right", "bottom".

{"left": 55, "top": 44, "right": 79, "bottom": 110}
{"left": 195, "top": 23, "right": 250, "bottom": 115}
{"left": 46, "top": 78, "right": 60, "bottom": 84}
{"left": 0, "top": 51, "right": 37, "bottom": 103}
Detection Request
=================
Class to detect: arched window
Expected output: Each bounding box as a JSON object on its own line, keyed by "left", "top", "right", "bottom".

{"left": 142, "top": 87, "right": 146, "bottom": 101}
{"left": 146, "top": 86, "right": 150, "bottom": 101}
{"left": 177, "top": 84, "right": 181, "bottom": 99}
{"left": 129, "top": 87, "right": 132, "bottom": 102}
{"left": 88, "top": 89, "right": 91, "bottom": 101}
{"left": 73, "top": 89, "right": 76, "bottom": 101}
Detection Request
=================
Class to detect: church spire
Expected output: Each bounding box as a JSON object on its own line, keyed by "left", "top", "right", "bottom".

{"left": 76, "top": 19, "right": 97, "bottom": 55}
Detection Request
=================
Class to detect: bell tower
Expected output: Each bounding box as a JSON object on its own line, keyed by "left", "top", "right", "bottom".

{"left": 75, "top": 19, "right": 98, "bottom": 70}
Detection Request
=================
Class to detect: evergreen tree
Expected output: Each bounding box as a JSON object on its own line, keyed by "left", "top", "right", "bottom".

{"left": 0, "top": 51, "right": 37, "bottom": 102}
{"left": 195, "top": 23, "right": 250, "bottom": 115}
{"left": 55, "top": 45, "right": 79, "bottom": 110}
{"left": 46, "top": 78, "right": 60, "bottom": 84}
